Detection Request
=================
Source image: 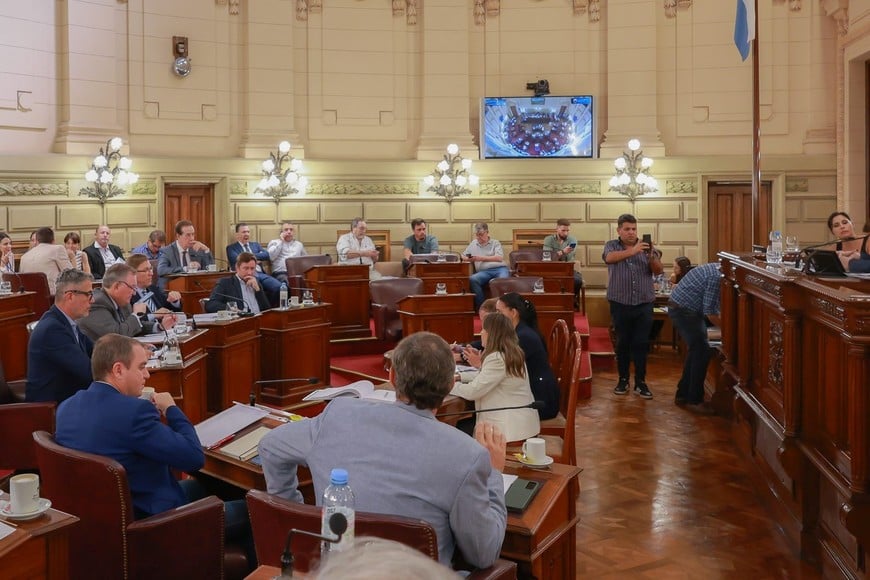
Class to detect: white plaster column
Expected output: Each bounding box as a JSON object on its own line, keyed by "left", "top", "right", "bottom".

{"left": 600, "top": 0, "right": 665, "bottom": 157}
{"left": 802, "top": 2, "right": 837, "bottom": 154}
{"left": 53, "top": 0, "right": 124, "bottom": 154}
{"left": 415, "top": 0, "right": 478, "bottom": 160}
{"left": 238, "top": 0, "right": 302, "bottom": 159}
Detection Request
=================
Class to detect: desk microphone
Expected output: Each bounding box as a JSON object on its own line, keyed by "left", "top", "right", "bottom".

{"left": 279, "top": 512, "right": 348, "bottom": 578}
{"left": 196, "top": 281, "right": 257, "bottom": 316}
{"left": 436, "top": 400, "right": 544, "bottom": 418}
{"left": 210, "top": 256, "right": 231, "bottom": 271}
{"left": 2, "top": 269, "right": 25, "bottom": 293}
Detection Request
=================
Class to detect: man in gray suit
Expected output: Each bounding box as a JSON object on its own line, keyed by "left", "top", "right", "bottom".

{"left": 79, "top": 263, "right": 176, "bottom": 340}
{"left": 259, "top": 332, "right": 508, "bottom": 570}
{"left": 156, "top": 219, "right": 214, "bottom": 289}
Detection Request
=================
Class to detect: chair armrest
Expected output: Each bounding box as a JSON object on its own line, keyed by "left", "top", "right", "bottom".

{"left": 371, "top": 303, "right": 388, "bottom": 341}
{"left": 127, "top": 495, "right": 225, "bottom": 579}
{"left": 539, "top": 425, "right": 564, "bottom": 437}
{"left": 8, "top": 379, "right": 26, "bottom": 403}
{"left": 466, "top": 558, "right": 517, "bottom": 580}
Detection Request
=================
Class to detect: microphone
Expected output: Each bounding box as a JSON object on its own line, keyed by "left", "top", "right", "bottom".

{"left": 279, "top": 512, "right": 348, "bottom": 578}
{"left": 436, "top": 400, "right": 545, "bottom": 418}
{"left": 208, "top": 289, "right": 256, "bottom": 316}
{"left": 210, "top": 256, "right": 231, "bottom": 271}
{"left": 2, "top": 269, "right": 25, "bottom": 293}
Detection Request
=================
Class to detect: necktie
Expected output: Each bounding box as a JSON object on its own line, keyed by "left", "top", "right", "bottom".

{"left": 182, "top": 250, "right": 189, "bottom": 267}
{"left": 75, "top": 326, "right": 87, "bottom": 352}
{"left": 243, "top": 243, "right": 251, "bottom": 253}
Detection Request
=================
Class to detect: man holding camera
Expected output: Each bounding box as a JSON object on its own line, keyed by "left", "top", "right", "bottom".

{"left": 543, "top": 218, "right": 583, "bottom": 310}
{"left": 603, "top": 213, "right": 662, "bottom": 399}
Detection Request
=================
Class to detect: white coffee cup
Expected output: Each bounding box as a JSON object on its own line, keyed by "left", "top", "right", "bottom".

{"left": 522, "top": 437, "right": 547, "bottom": 464}
{"left": 289, "top": 296, "right": 300, "bottom": 306}
{"left": 206, "top": 264, "right": 218, "bottom": 272}
{"left": 140, "top": 386, "right": 155, "bottom": 401}
{"left": 10, "top": 473, "right": 40, "bottom": 514}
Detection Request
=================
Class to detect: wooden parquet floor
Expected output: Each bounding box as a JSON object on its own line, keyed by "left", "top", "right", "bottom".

{"left": 575, "top": 349, "right": 822, "bottom": 579}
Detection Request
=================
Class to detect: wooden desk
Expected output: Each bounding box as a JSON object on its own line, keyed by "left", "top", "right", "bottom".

{"left": 517, "top": 292, "right": 574, "bottom": 336}
{"left": 196, "top": 315, "right": 261, "bottom": 414}
{"left": 0, "top": 291, "right": 36, "bottom": 381}
{"left": 515, "top": 260, "right": 583, "bottom": 313}
{"left": 304, "top": 264, "right": 370, "bottom": 339}
{"left": 0, "top": 493, "right": 79, "bottom": 579}
{"left": 258, "top": 306, "right": 331, "bottom": 406}
{"left": 398, "top": 293, "right": 475, "bottom": 343}
{"left": 165, "top": 271, "right": 231, "bottom": 313}
{"left": 146, "top": 329, "right": 210, "bottom": 424}
{"left": 408, "top": 261, "right": 472, "bottom": 294}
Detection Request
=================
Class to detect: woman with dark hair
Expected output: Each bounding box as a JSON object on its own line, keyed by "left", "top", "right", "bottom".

{"left": 669, "top": 256, "right": 693, "bottom": 285}
{"left": 494, "top": 292, "right": 560, "bottom": 420}
{"left": 63, "top": 232, "right": 91, "bottom": 274}
{"left": 453, "top": 313, "right": 540, "bottom": 441}
{"left": 0, "top": 231, "right": 14, "bottom": 273}
{"left": 827, "top": 211, "right": 870, "bottom": 272}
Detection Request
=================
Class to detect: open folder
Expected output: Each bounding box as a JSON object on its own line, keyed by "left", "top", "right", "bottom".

{"left": 302, "top": 380, "right": 396, "bottom": 402}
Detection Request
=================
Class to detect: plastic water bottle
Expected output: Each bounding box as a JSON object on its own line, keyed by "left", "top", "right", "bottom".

{"left": 279, "top": 282, "right": 289, "bottom": 309}
{"left": 321, "top": 468, "right": 355, "bottom": 557}
{"left": 767, "top": 231, "right": 783, "bottom": 264}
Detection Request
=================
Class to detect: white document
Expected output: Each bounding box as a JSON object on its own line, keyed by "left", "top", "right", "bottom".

{"left": 193, "top": 313, "right": 220, "bottom": 323}
{"left": 135, "top": 333, "right": 167, "bottom": 345}
{"left": 302, "top": 380, "right": 376, "bottom": 401}
{"left": 502, "top": 474, "right": 519, "bottom": 496}
{"left": 194, "top": 402, "right": 270, "bottom": 448}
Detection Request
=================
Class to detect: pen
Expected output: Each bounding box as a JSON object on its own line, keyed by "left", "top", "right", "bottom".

{"left": 208, "top": 433, "right": 235, "bottom": 450}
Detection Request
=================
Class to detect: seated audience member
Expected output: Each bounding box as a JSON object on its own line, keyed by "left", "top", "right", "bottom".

{"left": 127, "top": 254, "right": 182, "bottom": 320}
{"left": 79, "top": 263, "right": 175, "bottom": 340}
{"left": 205, "top": 252, "right": 270, "bottom": 314}
{"left": 337, "top": 217, "right": 381, "bottom": 280}
{"left": 83, "top": 225, "right": 125, "bottom": 279}
{"left": 313, "top": 538, "right": 458, "bottom": 580}
{"left": 827, "top": 211, "right": 870, "bottom": 254}
{"left": 227, "top": 222, "right": 281, "bottom": 302}
{"left": 462, "top": 223, "right": 509, "bottom": 310}
{"left": 266, "top": 221, "right": 307, "bottom": 283}
{"left": 29, "top": 230, "right": 38, "bottom": 249}
{"left": 20, "top": 226, "right": 74, "bottom": 295}
{"left": 402, "top": 218, "right": 439, "bottom": 272}
{"left": 453, "top": 313, "right": 540, "bottom": 441}
{"left": 669, "top": 256, "right": 693, "bottom": 286}
{"left": 157, "top": 220, "right": 214, "bottom": 289}
{"left": 54, "top": 334, "right": 255, "bottom": 566}
{"left": 63, "top": 232, "right": 91, "bottom": 274}
{"left": 259, "top": 331, "right": 508, "bottom": 569}
{"left": 453, "top": 297, "right": 498, "bottom": 363}
{"left": 131, "top": 229, "right": 167, "bottom": 260}
{"left": 495, "top": 293, "right": 560, "bottom": 420}
{"left": 25, "top": 269, "right": 95, "bottom": 403}
{"left": 543, "top": 218, "right": 584, "bottom": 309}
{"left": 0, "top": 231, "right": 14, "bottom": 273}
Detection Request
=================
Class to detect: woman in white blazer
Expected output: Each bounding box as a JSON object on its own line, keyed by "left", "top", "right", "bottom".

{"left": 452, "top": 312, "right": 540, "bottom": 442}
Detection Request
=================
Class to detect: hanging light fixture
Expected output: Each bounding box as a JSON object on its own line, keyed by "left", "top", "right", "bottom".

{"left": 422, "top": 144, "right": 479, "bottom": 203}
{"left": 255, "top": 141, "right": 308, "bottom": 202}
{"left": 80, "top": 137, "right": 139, "bottom": 204}
{"left": 608, "top": 138, "right": 657, "bottom": 201}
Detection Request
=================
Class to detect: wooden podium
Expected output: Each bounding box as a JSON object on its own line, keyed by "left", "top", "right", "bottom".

{"left": 0, "top": 291, "right": 36, "bottom": 381}
{"left": 258, "top": 305, "right": 331, "bottom": 406}
{"left": 165, "top": 271, "right": 231, "bottom": 313}
{"left": 397, "top": 294, "right": 475, "bottom": 343}
{"left": 146, "top": 329, "right": 210, "bottom": 424}
{"left": 304, "top": 264, "right": 370, "bottom": 339}
{"left": 519, "top": 292, "right": 574, "bottom": 336}
{"left": 195, "top": 315, "right": 261, "bottom": 414}
{"left": 407, "top": 261, "right": 471, "bottom": 294}
{"left": 515, "top": 261, "right": 574, "bottom": 293}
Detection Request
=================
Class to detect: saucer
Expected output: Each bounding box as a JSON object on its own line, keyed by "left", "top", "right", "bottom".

{"left": 0, "top": 498, "right": 52, "bottom": 521}
{"left": 513, "top": 453, "right": 554, "bottom": 468}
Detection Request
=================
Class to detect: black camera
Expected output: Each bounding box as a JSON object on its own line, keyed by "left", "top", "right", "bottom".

{"left": 525, "top": 79, "right": 550, "bottom": 96}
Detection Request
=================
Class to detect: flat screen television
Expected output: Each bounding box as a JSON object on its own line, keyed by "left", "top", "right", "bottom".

{"left": 480, "top": 95, "right": 595, "bottom": 159}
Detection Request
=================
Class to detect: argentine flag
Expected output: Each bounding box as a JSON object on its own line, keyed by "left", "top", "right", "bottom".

{"left": 734, "top": 0, "right": 755, "bottom": 61}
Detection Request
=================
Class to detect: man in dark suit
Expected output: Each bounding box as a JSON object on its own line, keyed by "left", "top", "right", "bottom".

{"left": 127, "top": 254, "right": 182, "bottom": 318}
{"left": 226, "top": 222, "right": 281, "bottom": 304}
{"left": 25, "top": 269, "right": 95, "bottom": 403}
{"left": 156, "top": 220, "right": 214, "bottom": 289}
{"left": 205, "top": 252, "right": 270, "bottom": 314}
{"left": 83, "top": 225, "right": 125, "bottom": 279}
{"left": 78, "top": 263, "right": 175, "bottom": 340}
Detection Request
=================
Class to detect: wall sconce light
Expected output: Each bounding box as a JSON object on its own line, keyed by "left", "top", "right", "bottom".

{"left": 255, "top": 141, "right": 308, "bottom": 202}
{"left": 80, "top": 137, "right": 139, "bottom": 204}
{"left": 608, "top": 138, "right": 657, "bottom": 201}
{"left": 422, "top": 144, "right": 479, "bottom": 203}
{"left": 172, "top": 36, "right": 191, "bottom": 77}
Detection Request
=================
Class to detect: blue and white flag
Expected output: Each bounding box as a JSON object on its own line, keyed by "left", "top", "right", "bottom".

{"left": 734, "top": 0, "right": 755, "bottom": 61}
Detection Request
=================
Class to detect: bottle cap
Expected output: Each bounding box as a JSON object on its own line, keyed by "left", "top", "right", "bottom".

{"left": 330, "top": 468, "right": 348, "bottom": 485}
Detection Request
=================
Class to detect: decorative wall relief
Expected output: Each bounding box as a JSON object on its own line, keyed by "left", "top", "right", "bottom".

{"left": 306, "top": 182, "right": 418, "bottom": 196}
{"left": 785, "top": 177, "right": 809, "bottom": 193}
{"left": 665, "top": 0, "right": 693, "bottom": 18}
{"left": 768, "top": 319, "right": 784, "bottom": 386}
{"left": 230, "top": 180, "right": 250, "bottom": 196}
{"left": 131, "top": 181, "right": 158, "bottom": 197}
{"left": 0, "top": 181, "right": 69, "bottom": 196}
{"left": 481, "top": 182, "right": 600, "bottom": 195}
{"left": 666, "top": 180, "right": 696, "bottom": 194}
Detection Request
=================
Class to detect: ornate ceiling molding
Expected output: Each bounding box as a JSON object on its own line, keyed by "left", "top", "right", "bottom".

{"left": 664, "top": 0, "right": 693, "bottom": 18}
{"left": 822, "top": 0, "right": 849, "bottom": 35}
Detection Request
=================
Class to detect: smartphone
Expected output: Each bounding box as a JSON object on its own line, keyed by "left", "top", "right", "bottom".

{"left": 465, "top": 253, "right": 473, "bottom": 258}
{"left": 568, "top": 242, "right": 577, "bottom": 249}
{"left": 642, "top": 234, "right": 652, "bottom": 246}
{"left": 505, "top": 478, "right": 542, "bottom": 513}
{"left": 451, "top": 343, "right": 464, "bottom": 353}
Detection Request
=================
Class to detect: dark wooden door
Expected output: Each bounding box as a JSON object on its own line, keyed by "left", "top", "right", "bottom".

{"left": 707, "top": 181, "right": 771, "bottom": 262}
{"left": 164, "top": 184, "right": 214, "bottom": 250}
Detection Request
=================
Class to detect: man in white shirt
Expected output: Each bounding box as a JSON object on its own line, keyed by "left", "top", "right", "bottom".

{"left": 83, "top": 225, "right": 125, "bottom": 280}
{"left": 266, "top": 221, "right": 307, "bottom": 283}
{"left": 462, "top": 222, "right": 509, "bottom": 309}
{"left": 337, "top": 217, "right": 381, "bottom": 279}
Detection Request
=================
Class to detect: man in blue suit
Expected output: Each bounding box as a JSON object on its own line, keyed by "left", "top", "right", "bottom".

{"left": 226, "top": 222, "right": 281, "bottom": 305}
{"left": 156, "top": 219, "right": 214, "bottom": 289}
{"left": 26, "top": 269, "right": 95, "bottom": 403}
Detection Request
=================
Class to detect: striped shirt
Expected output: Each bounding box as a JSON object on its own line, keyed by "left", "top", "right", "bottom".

{"left": 669, "top": 262, "right": 721, "bottom": 316}
{"left": 602, "top": 238, "right": 658, "bottom": 305}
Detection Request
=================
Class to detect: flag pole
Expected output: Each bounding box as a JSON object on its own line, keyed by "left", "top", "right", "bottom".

{"left": 751, "top": 0, "right": 760, "bottom": 246}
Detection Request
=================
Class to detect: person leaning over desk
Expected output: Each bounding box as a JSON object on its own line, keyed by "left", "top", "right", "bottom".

{"left": 259, "top": 331, "right": 508, "bottom": 570}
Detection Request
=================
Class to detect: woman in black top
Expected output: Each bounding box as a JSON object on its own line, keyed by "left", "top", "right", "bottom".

{"left": 495, "top": 292, "right": 560, "bottom": 420}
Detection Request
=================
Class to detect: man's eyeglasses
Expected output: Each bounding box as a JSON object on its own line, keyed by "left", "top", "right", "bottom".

{"left": 136, "top": 268, "right": 152, "bottom": 274}
{"left": 118, "top": 281, "right": 137, "bottom": 291}
{"left": 65, "top": 290, "right": 94, "bottom": 299}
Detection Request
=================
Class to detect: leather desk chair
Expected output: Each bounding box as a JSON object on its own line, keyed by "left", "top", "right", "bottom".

{"left": 370, "top": 277, "right": 423, "bottom": 341}
{"left": 508, "top": 249, "right": 543, "bottom": 272}
{"left": 284, "top": 254, "right": 332, "bottom": 296}
{"left": 0, "top": 359, "right": 54, "bottom": 488}
{"left": 33, "top": 431, "right": 249, "bottom": 580}
{"left": 9, "top": 271, "right": 52, "bottom": 317}
{"left": 487, "top": 276, "right": 539, "bottom": 298}
{"left": 246, "top": 489, "right": 516, "bottom": 579}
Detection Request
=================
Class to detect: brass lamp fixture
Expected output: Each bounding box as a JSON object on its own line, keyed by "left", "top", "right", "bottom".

{"left": 608, "top": 138, "right": 657, "bottom": 201}
{"left": 422, "top": 144, "right": 479, "bottom": 203}
{"left": 254, "top": 141, "right": 308, "bottom": 202}
{"left": 80, "top": 137, "right": 139, "bottom": 204}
